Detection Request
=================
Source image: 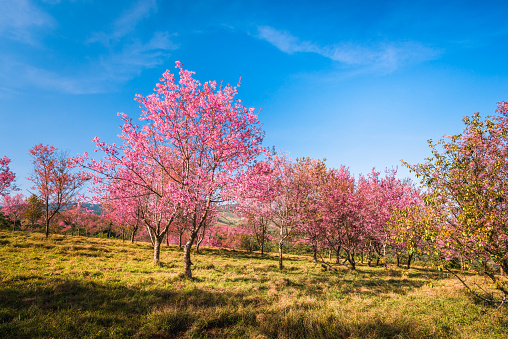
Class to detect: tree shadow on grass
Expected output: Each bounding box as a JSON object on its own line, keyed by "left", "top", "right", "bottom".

{"left": 197, "top": 247, "right": 278, "bottom": 262}
{"left": 0, "top": 276, "right": 254, "bottom": 338}
{"left": 0, "top": 275, "right": 448, "bottom": 339}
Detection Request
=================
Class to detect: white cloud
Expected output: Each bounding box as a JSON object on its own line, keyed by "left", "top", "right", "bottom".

{"left": 0, "top": 31, "right": 178, "bottom": 95}
{"left": 98, "top": 32, "right": 179, "bottom": 84}
{"left": 89, "top": 0, "right": 158, "bottom": 44}
{"left": 0, "top": 0, "right": 177, "bottom": 95}
{"left": 23, "top": 66, "right": 102, "bottom": 94}
{"left": 0, "top": 0, "right": 55, "bottom": 45}
{"left": 257, "top": 26, "right": 319, "bottom": 55}
{"left": 257, "top": 26, "right": 440, "bottom": 73}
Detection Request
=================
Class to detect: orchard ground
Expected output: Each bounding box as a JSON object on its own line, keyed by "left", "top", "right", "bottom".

{"left": 1, "top": 231, "right": 507, "bottom": 338}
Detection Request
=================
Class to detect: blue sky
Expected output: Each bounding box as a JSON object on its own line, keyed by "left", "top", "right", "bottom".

{"left": 1, "top": 0, "right": 508, "bottom": 193}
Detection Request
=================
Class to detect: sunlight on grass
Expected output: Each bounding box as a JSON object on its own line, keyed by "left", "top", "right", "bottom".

{"left": 0, "top": 230, "right": 507, "bottom": 338}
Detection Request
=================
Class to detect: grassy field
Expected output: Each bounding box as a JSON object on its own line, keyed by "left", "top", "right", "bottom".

{"left": 0, "top": 231, "right": 507, "bottom": 338}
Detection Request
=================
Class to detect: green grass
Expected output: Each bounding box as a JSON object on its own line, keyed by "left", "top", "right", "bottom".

{"left": 0, "top": 231, "right": 507, "bottom": 338}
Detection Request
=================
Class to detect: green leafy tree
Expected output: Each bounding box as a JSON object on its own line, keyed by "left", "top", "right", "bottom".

{"left": 404, "top": 101, "right": 508, "bottom": 305}
{"left": 24, "top": 194, "right": 43, "bottom": 227}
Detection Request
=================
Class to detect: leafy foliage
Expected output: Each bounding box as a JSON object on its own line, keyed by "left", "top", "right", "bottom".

{"left": 404, "top": 101, "right": 508, "bottom": 303}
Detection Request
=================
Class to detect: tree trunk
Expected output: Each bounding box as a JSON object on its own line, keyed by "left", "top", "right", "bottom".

{"left": 196, "top": 233, "right": 204, "bottom": 254}
{"left": 131, "top": 229, "right": 136, "bottom": 243}
{"left": 278, "top": 240, "right": 284, "bottom": 270}
{"left": 183, "top": 231, "right": 198, "bottom": 278}
{"left": 179, "top": 232, "right": 183, "bottom": 249}
{"left": 313, "top": 245, "right": 317, "bottom": 262}
{"left": 122, "top": 230, "right": 125, "bottom": 242}
{"left": 260, "top": 228, "right": 265, "bottom": 255}
{"left": 407, "top": 253, "right": 413, "bottom": 269}
{"left": 45, "top": 219, "right": 50, "bottom": 238}
{"left": 147, "top": 226, "right": 155, "bottom": 246}
{"left": 153, "top": 236, "right": 162, "bottom": 265}
{"left": 383, "top": 243, "right": 387, "bottom": 270}
{"left": 347, "top": 251, "right": 356, "bottom": 270}
{"left": 44, "top": 205, "right": 50, "bottom": 238}
{"left": 335, "top": 247, "right": 341, "bottom": 264}
{"left": 500, "top": 260, "right": 507, "bottom": 276}
{"left": 397, "top": 255, "right": 400, "bottom": 267}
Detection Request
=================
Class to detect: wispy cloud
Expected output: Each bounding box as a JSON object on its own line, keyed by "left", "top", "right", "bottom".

{"left": 47, "top": 0, "right": 178, "bottom": 94}
{"left": 0, "top": 31, "right": 178, "bottom": 95}
{"left": 98, "top": 31, "right": 179, "bottom": 85}
{"left": 0, "top": 0, "right": 55, "bottom": 45}
{"left": 89, "top": 0, "right": 158, "bottom": 44}
{"left": 257, "top": 26, "right": 440, "bottom": 73}
{"left": 0, "top": 0, "right": 177, "bottom": 95}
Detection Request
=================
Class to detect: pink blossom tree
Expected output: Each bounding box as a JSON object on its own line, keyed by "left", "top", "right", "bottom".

{"left": 28, "top": 144, "right": 90, "bottom": 238}
{"left": 244, "top": 153, "right": 304, "bottom": 270}
{"left": 84, "top": 62, "right": 264, "bottom": 277}
{"left": 59, "top": 202, "right": 96, "bottom": 236}
{"left": 237, "top": 207, "right": 272, "bottom": 255}
{"left": 0, "top": 193, "right": 27, "bottom": 231}
{"left": 0, "top": 156, "right": 16, "bottom": 196}
{"left": 195, "top": 208, "right": 218, "bottom": 254}
{"left": 234, "top": 160, "right": 277, "bottom": 255}
{"left": 169, "top": 212, "right": 189, "bottom": 249}
{"left": 101, "top": 195, "right": 143, "bottom": 242}
{"left": 291, "top": 157, "right": 327, "bottom": 261}
{"left": 318, "top": 166, "right": 367, "bottom": 270}
{"left": 362, "top": 169, "right": 420, "bottom": 268}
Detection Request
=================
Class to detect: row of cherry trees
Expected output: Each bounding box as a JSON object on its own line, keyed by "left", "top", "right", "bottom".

{"left": 1, "top": 63, "right": 507, "bottom": 301}
{"left": 234, "top": 153, "right": 423, "bottom": 271}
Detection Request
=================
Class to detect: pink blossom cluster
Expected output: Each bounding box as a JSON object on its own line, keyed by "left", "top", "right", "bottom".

{"left": 0, "top": 156, "right": 16, "bottom": 196}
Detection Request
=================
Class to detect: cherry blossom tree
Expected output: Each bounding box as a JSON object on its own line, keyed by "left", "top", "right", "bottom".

{"left": 246, "top": 153, "right": 302, "bottom": 270}
{"left": 59, "top": 202, "right": 96, "bottom": 236}
{"left": 363, "top": 169, "right": 420, "bottom": 268}
{"left": 195, "top": 208, "right": 218, "bottom": 254}
{"left": 170, "top": 213, "right": 189, "bottom": 249}
{"left": 28, "top": 144, "right": 90, "bottom": 238}
{"left": 234, "top": 160, "right": 277, "bottom": 255}
{"left": 237, "top": 208, "right": 271, "bottom": 255}
{"left": 236, "top": 154, "right": 326, "bottom": 269}
{"left": 0, "top": 156, "right": 16, "bottom": 196}
{"left": 291, "top": 157, "right": 327, "bottom": 261}
{"left": 0, "top": 193, "right": 27, "bottom": 231}
{"left": 84, "top": 62, "right": 264, "bottom": 277}
{"left": 101, "top": 195, "right": 143, "bottom": 242}
{"left": 318, "top": 166, "right": 367, "bottom": 270}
